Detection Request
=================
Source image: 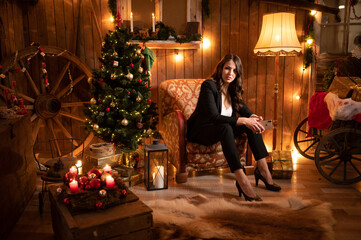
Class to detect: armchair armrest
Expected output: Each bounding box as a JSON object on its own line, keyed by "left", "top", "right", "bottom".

{"left": 159, "top": 110, "right": 187, "bottom": 173}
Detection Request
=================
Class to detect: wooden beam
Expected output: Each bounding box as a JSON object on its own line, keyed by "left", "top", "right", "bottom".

{"left": 259, "top": 0, "right": 339, "bottom": 15}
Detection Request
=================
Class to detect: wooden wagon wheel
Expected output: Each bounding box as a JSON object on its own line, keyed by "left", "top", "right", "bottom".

{"left": 0, "top": 46, "right": 94, "bottom": 157}
{"left": 293, "top": 117, "right": 329, "bottom": 160}
{"left": 315, "top": 128, "right": 361, "bottom": 184}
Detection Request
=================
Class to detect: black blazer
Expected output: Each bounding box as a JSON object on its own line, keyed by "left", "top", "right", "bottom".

{"left": 187, "top": 79, "right": 253, "bottom": 141}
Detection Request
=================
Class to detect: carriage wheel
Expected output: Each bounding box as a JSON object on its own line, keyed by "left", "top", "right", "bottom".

{"left": 0, "top": 46, "right": 94, "bottom": 157}
{"left": 294, "top": 117, "right": 325, "bottom": 160}
{"left": 315, "top": 128, "right": 361, "bottom": 184}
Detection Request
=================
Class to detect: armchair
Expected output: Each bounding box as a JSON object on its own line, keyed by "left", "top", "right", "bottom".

{"left": 159, "top": 79, "right": 248, "bottom": 183}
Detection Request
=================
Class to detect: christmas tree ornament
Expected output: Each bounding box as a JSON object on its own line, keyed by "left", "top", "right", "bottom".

{"left": 56, "top": 186, "right": 62, "bottom": 194}
{"left": 126, "top": 73, "right": 133, "bottom": 80}
{"left": 99, "top": 189, "right": 107, "bottom": 197}
{"left": 148, "top": 99, "right": 152, "bottom": 103}
{"left": 127, "top": 91, "right": 131, "bottom": 95}
{"left": 106, "top": 107, "right": 110, "bottom": 112}
{"left": 136, "top": 49, "right": 141, "bottom": 55}
{"left": 130, "top": 63, "right": 134, "bottom": 68}
{"left": 102, "top": 42, "right": 105, "bottom": 47}
{"left": 95, "top": 201, "right": 103, "bottom": 209}
{"left": 90, "top": 98, "right": 97, "bottom": 104}
{"left": 93, "top": 123, "right": 99, "bottom": 130}
{"left": 138, "top": 67, "right": 143, "bottom": 73}
{"left": 137, "top": 122, "right": 143, "bottom": 129}
{"left": 111, "top": 73, "right": 117, "bottom": 79}
{"left": 98, "top": 98, "right": 102, "bottom": 102}
{"left": 121, "top": 118, "right": 129, "bottom": 126}
{"left": 147, "top": 129, "right": 152, "bottom": 134}
{"left": 145, "top": 84, "right": 148, "bottom": 88}
{"left": 137, "top": 79, "right": 142, "bottom": 83}
{"left": 136, "top": 96, "right": 142, "bottom": 102}
{"left": 99, "top": 112, "right": 104, "bottom": 116}
{"left": 113, "top": 60, "right": 119, "bottom": 67}
{"left": 110, "top": 102, "right": 115, "bottom": 107}
{"left": 100, "top": 78, "right": 104, "bottom": 82}
{"left": 112, "top": 51, "right": 118, "bottom": 57}
{"left": 99, "top": 64, "right": 103, "bottom": 69}
{"left": 121, "top": 189, "right": 127, "bottom": 197}
{"left": 88, "top": 77, "right": 93, "bottom": 84}
{"left": 141, "top": 54, "right": 145, "bottom": 59}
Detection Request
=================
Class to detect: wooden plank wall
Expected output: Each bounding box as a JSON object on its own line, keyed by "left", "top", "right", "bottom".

{"left": 0, "top": 0, "right": 310, "bottom": 151}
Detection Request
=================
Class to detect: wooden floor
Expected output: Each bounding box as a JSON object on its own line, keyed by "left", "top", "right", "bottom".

{"left": 7, "top": 157, "right": 361, "bottom": 240}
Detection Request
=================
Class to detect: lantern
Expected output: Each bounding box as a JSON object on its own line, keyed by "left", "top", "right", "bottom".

{"left": 144, "top": 139, "right": 168, "bottom": 190}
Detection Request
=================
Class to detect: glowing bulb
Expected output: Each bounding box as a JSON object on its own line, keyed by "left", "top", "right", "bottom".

{"left": 295, "top": 95, "right": 300, "bottom": 100}
{"left": 275, "top": 35, "right": 280, "bottom": 41}
{"left": 109, "top": 16, "right": 114, "bottom": 22}
{"left": 300, "top": 66, "right": 306, "bottom": 73}
{"left": 202, "top": 37, "right": 211, "bottom": 49}
{"left": 310, "top": 10, "right": 317, "bottom": 16}
{"left": 175, "top": 52, "right": 183, "bottom": 62}
{"left": 306, "top": 38, "right": 313, "bottom": 45}
{"left": 339, "top": 5, "right": 345, "bottom": 9}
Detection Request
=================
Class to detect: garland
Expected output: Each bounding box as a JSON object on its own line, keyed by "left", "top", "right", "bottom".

{"left": 107, "top": 0, "right": 201, "bottom": 43}
{"left": 303, "top": 13, "right": 316, "bottom": 70}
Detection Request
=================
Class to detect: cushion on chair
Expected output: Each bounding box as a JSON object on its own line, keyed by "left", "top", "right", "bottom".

{"left": 159, "top": 79, "right": 204, "bottom": 119}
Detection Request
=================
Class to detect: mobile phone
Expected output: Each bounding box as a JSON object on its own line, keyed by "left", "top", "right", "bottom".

{"left": 259, "top": 120, "right": 273, "bottom": 130}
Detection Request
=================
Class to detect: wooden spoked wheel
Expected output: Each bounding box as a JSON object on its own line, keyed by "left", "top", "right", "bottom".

{"left": 293, "top": 117, "right": 326, "bottom": 160}
{"left": 0, "top": 46, "right": 94, "bottom": 157}
{"left": 315, "top": 128, "right": 361, "bottom": 184}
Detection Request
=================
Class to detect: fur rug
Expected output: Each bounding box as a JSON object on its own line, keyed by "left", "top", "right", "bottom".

{"left": 145, "top": 195, "right": 335, "bottom": 240}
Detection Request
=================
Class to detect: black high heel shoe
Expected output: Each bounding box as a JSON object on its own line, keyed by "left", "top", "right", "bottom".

{"left": 254, "top": 167, "right": 281, "bottom": 192}
{"left": 235, "top": 181, "right": 262, "bottom": 202}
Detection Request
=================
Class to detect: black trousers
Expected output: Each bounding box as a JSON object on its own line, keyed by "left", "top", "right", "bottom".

{"left": 189, "top": 123, "right": 269, "bottom": 172}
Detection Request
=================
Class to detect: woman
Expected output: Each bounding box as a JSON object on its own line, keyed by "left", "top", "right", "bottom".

{"left": 187, "top": 54, "right": 281, "bottom": 201}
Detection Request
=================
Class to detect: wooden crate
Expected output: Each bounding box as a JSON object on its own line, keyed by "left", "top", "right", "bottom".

{"left": 48, "top": 186, "right": 153, "bottom": 240}
{"left": 271, "top": 150, "right": 293, "bottom": 179}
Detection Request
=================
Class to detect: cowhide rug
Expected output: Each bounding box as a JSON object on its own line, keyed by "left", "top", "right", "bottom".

{"left": 145, "top": 194, "right": 335, "bottom": 240}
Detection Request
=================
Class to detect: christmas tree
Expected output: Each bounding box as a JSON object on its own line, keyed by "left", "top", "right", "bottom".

{"left": 84, "top": 26, "right": 158, "bottom": 151}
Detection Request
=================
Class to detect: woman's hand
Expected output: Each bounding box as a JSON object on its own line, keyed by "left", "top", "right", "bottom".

{"left": 250, "top": 114, "right": 263, "bottom": 121}
{"left": 237, "top": 117, "right": 265, "bottom": 134}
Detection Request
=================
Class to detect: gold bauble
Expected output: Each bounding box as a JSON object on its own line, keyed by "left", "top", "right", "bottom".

{"left": 126, "top": 73, "right": 133, "bottom": 80}
{"left": 121, "top": 118, "right": 129, "bottom": 126}
{"left": 136, "top": 49, "right": 141, "bottom": 54}
{"left": 113, "top": 51, "right": 118, "bottom": 57}
{"left": 99, "top": 189, "right": 107, "bottom": 197}
{"left": 136, "top": 96, "right": 142, "bottom": 102}
{"left": 87, "top": 77, "right": 93, "bottom": 84}
{"left": 147, "top": 129, "right": 152, "bottom": 134}
{"left": 138, "top": 67, "right": 143, "bottom": 73}
{"left": 90, "top": 98, "right": 97, "bottom": 104}
{"left": 110, "top": 102, "right": 115, "bottom": 107}
{"left": 93, "top": 123, "right": 99, "bottom": 130}
{"left": 141, "top": 54, "right": 145, "bottom": 59}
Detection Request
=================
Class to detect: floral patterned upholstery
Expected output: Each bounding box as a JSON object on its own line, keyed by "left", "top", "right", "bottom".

{"left": 159, "top": 79, "right": 248, "bottom": 181}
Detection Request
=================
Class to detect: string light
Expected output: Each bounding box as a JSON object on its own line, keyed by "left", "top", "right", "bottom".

{"left": 295, "top": 95, "right": 300, "bottom": 100}
{"left": 109, "top": 16, "right": 114, "bottom": 22}
{"left": 174, "top": 51, "right": 183, "bottom": 62}
{"left": 310, "top": 10, "right": 317, "bottom": 16}
{"left": 306, "top": 38, "right": 313, "bottom": 45}
{"left": 202, "top": 37, "right": 211, "bottom": 49}
{"left": 339, "top": 5, "right": 345, "bottom": 9}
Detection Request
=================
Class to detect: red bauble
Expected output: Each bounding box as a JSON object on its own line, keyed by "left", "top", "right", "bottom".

{"left": 128, "top": 91, "right": 131, "bottom": 95}
{"left": 98, "top": 98, "right": 101, "bottom": 102}
{"left": 100, "top": 78, "right": 104, "bottom": 82}
{"left": 63, "top": 198, "right": 70, "bottom": 205}
{"left": 95, "top": 201, "right": 103, "bottom": 209}
{"left": 106, "top": 107, "right": 110, "bottom": 112}
{"left": 90, "top": 179, "right": 101, "bottom": 189}
{"left": 121, "top": 189, "right": 127, "bottom": 197}
{"left": 78, "top": 176, "right": 89, "bottom": 188}
{"left": 99, "top": 64, "right": 103, "bottom": 69}
{"left": 87, "top": 168, "right": 102, "bottom": 178}
{"left": 85, "top": 184, "right": 92, "bottom": 190}
{"left": 148, "top": 99, "right": 152, "bottom": 103}
{"left": 145, "top": 84, "right": 148, "bottom": 88}
{"left": 63, "top": 172, "right": 78, "bottom": 185}
{"left": 130, "top": 63, "right": 134, "bottom": 68}
{"left": 138, "top": 79, "right": 142, "bottom": 83}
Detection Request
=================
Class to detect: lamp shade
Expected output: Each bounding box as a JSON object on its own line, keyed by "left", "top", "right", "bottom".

{"left": 254, "top": 12, "right": 302, "bottom": 56}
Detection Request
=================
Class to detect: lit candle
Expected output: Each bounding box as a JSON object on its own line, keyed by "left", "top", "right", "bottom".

{"left": 153, "top": 166, "right": 164, "bottom": 188}
{"left": 69, "top": 166, "right": 78, "bottom": 175}
{"left": 130, "top": 12, "right": 134, "bottom": 32}
{"left": 106, "top": 175, "right": 115, "bottom": 189}
{"left": 103, "top": 164, "right": 112, "bottom": 173}
{"left": 69, "top": 179, "right": 79, "bottom": 193}
{"left": 152, "top": 13, "right": 155, "bottom": 32}
{"left": 75, "top": 160, "right": 82, "bottom": 175}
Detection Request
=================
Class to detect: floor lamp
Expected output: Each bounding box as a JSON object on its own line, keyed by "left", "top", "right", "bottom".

{"left": 254, "top": 12, "right": 302, "bottom": 151}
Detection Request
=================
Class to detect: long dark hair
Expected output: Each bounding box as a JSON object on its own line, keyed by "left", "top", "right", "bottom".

{"left": 209, "top": 54, "right": 244, "bottom": 110}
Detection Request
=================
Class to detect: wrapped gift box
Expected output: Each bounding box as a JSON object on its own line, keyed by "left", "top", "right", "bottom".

{"left": 328, "top": 76, "right": 361, "bottom": 101}
{"left": 271, "top": 150, "right": 293, "bottom": 179}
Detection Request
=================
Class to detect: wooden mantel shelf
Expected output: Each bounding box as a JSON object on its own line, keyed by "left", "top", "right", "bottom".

{"left": 131, "top": 40, "right": 201, "bottom": 50}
